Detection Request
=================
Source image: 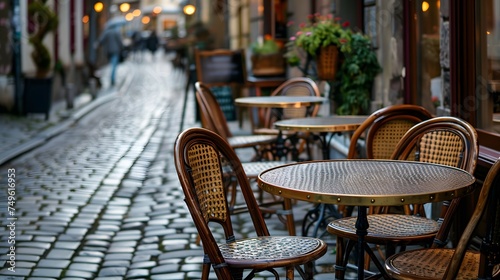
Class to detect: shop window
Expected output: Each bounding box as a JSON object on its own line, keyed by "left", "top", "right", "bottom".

{"left": 476, "top": 0, "right": 500, "bottom": 135}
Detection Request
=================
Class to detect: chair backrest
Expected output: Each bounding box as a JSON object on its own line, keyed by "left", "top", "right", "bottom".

{"left": 444, "top": 157, "right": 500, "bottom": 280}
{"left": 347, "top": 104, "right": 433, "bottom": 159}
{"left": 174, "top": 127, "right": 271, "bottom": 278}
{"left": 391, "top": 116, "right": 479, "bottom": 245}
{"left": 195, "top": 81, "right": 233, "bottom": 139}
{"left": 263, "top": 77, "right": 322, "bottom": 128}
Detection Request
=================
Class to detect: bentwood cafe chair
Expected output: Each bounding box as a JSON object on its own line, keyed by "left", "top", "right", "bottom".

{"left": 174, "top": 127, "right": 327, "bottom": 280}
{"left": 195, "top": 81, "right": 296, "bottom": 235}
{"left": 328, "top": 116, "right": 479, "bottom": 279}
{"left": 385, "top": 157, "right": 500, "bottom": 280}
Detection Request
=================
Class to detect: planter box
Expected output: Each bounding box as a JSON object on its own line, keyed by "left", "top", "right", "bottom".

{"left": 251, "top": 53, "right": 286, "bottom": 77}
{"left": 23, "top": 77, "right": 53, "bottom": 120}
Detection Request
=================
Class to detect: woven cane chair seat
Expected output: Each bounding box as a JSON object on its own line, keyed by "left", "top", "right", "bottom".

{"left": 219, "top": 236, "right": 324, "bottom": 264}
{"left": 328, "top": 215, "right": 439, "bottom": 243}
{"left": 385, "top": 157, "right": 500, "bottom": 280}
{"left": 241, "top": 161, "right": 291, "bottom": 178}
{"left": 228, "top": 134, "right": 276, "bottom": 149}
{"left": 386, "top": 249, "right": 500, "bottom": 280}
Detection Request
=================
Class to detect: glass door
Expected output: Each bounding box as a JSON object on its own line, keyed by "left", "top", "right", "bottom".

{"left": 476, "top": 0, "right": 500, "bottom": 134}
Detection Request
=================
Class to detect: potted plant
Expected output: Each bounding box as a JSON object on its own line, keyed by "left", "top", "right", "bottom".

{"left": 250, "top": 35, "right": 286, "bottom": 76}
{"left": 23, "top": 0, "right": 58, "bottom": 119}
{"left": 286, "top": 14, "right": 381, "bottom": 115}
{"left": 334, "top": 33, "right": 382, "bottom": 115}
{"left": 285, "top": 14, "right": 351, "bottom": 80}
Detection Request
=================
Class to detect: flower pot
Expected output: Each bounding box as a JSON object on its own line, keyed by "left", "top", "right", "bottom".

{"left": 251, "top": 53, "right": 286, "bottom": 77}
{"left": 316, "top": 45, "right": 339, "bottom": 81}
{"left": 23, "top": 76, "right": 53, "bottom": 120}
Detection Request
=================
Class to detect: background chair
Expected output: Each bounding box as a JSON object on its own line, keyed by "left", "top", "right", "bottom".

{"left": 195, "top": 81, "right": 296, "bottom": 235}
{"left": 385, "top": 157, "right": 500, "bottom": 280}
{"left": 301, "top": 104, "right": 432, "bottom": 238}
{"left": 253, "top": 77, "right": 322, "bottom": 160}
{"left": 174, "top": 127, "right": 327, "bottom": 279}
{"left": 195, "top": 81, "right": 277, "bottom": 161}
{"left": 328, "top": 116, "right": 479, "bottom": 279}
{"left": 347, "top": 104, "right": 433, "bottom": 159}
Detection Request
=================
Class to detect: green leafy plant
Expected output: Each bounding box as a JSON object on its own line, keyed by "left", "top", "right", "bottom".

{"left": 28, "top": 0, "right": 59, "bottom": 78}
{"left": 334, "top": 33, "right": 382, "bottom": 115}
{"left": 285, "top": 14, "right": 351, "bottom": 66}
{"left": 251, "top": 37, "right": 281, "bottom": 55}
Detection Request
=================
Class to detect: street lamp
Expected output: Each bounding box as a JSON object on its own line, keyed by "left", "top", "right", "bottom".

{"left": 183, "top": 4, "right": 196, "bottom": 16}
{"left": 120, "top": 3, "right": 130, "bottom": 13}
{"left": 94, "top": 2, "right": 104, "bottom": 13}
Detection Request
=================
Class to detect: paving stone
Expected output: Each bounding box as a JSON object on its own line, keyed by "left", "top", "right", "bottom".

{"left": 45, "top": 249, "right": 75, "bottom": 259}
{"left": 33, "top": 236, "right": 56, "bottom": 243}
{"left": 130, "top": 260, "right": 157, "bottom": 269}
{"left": 98, "top": 267, "right": 127, "bottom": 277}
{"left": 68, "top": 263, "right": 99, "bottom": 272}
{"left": 125, "top": 269, "right": 150, "bottom": 278}
{"left": 106, "top": 247, "right": 135, "bottom": 253}
{"left": 0, "top": 267, "right": 31, "bottom": 276}
{"left": 31, "top": 268, "right": 63, "bottom": 277}
{"left": 103, "top": 253, "right": 133, "bottom": 261}
{"left": 16, "top": 247, "right": 46, "bottom": 256}
{"left": 131, "top": 255, "right": 151, "bottom": 263}
{"left": 150, "top": 272, "right": 185, "bottom": 280}
{"left": 84, "top": 240, "right": 110, "bottom": 247}
{"left": 151, "top": 263, "right": 179, "bottom": 274}
{"left": 63, "top": 270, "right": 96, "bottom": 279}
{"left": 37, "top": 259, "right": 70, "bottom": 269}
{"left": 54, "top": 241, "right": 81, "bottom": 250}
{"left": 17, "top": 242, "right": 52, "bottom": 250}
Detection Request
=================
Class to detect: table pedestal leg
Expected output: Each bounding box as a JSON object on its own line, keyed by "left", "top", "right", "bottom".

{"left": 355, "top": 206, "right": 369, "bottom": 279}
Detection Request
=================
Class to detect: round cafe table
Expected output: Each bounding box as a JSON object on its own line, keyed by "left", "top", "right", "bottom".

{"left": 235, "top": 96, "right": 327, "bottom": 160}
{"left": 258, "top": 159, "right": 476, "bottom": 280}
{"left": 274, "top": 115, "right": 368, "bottom": 160}
{"left": 273, "top": 115, "right": 368, "bottom": 238}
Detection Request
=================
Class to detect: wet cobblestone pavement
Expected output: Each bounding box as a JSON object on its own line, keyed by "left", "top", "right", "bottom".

{"left": 0, "top": 53, "right": 343, "bottom": 279}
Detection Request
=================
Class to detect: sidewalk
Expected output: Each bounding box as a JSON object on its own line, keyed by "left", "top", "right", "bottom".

{"left": 0, "top": 63, "right": 133, "bottom": 166}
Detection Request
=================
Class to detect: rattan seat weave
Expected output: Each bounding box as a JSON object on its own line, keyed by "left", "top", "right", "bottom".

{"left": 241, "top": 161, "right": 291, "bottom": 178}
{"left": 328, "top": 215, "right": 439, "bottom": 242}
{"left": 219, "top": 236, "right": 323, "bottom": 264}
{"left": 386, "top": 248, "right": 500, "bottom": 280}
{"left": 228, "top": 134, "right": 277, "bottom": 149}
{"left": 385, "top": 157, "right": 500, "bottom": 280}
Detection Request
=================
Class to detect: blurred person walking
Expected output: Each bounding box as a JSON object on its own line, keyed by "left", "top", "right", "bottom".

{"left": 95, "top": 25, "right": 124, "bottom": 87}
{"left": 146, "top": 31, "right": 159, "bottom": 58}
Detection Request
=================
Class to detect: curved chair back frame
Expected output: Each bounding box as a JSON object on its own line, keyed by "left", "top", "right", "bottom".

{"left": 347, "top": 104, "right": 433, "bottom": 159}
{"left": 263, "top": 77, "right": 322, "bottom": 128}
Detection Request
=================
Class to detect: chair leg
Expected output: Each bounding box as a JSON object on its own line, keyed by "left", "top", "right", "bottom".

{"left": 284, "top": 198, "right": 296, "bottom": 236}
{"left": 335, "top": 236, "right": 347, "bottom": 280}
{"left": 202, "top": 254, "right": 210, "bottom": 280}
{"left": 303, "top": 262, "right": 315, "bottom": 279}
{"left": 286, "top": 265, "right": 295, "bottom": 279}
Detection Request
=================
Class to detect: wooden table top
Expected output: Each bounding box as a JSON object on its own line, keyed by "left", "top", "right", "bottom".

{"left": 258, "top": 159, "right": 476, "bottom": 206}
{"left": 234, "top": 96, "right": 326, "bottom": 108}
{"left": 274, "top": 115, "right": 368, "bottom": 133}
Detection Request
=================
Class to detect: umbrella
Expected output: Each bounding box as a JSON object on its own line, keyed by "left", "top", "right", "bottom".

{"left": 105, "top": 16, "right": 128, "bottom": 30}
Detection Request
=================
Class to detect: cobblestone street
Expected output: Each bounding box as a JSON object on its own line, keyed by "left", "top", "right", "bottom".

{"left": 0, "top": 53, "right": 339, "bottom": 279}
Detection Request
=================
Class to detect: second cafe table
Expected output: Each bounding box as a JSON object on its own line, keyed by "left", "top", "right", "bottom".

{"left": 258, "top": 159, "right": 476, "bottom": 279}
{"left": 274, "top": 115, "right": 368, "bottom": 160}
{"left": 235, "top": 96, "right": 327, "bottom": 159}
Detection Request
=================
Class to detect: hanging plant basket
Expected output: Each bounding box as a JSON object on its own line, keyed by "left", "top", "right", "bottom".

{"left": 316, "top": 45, "right": 339, "bottom": 81}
